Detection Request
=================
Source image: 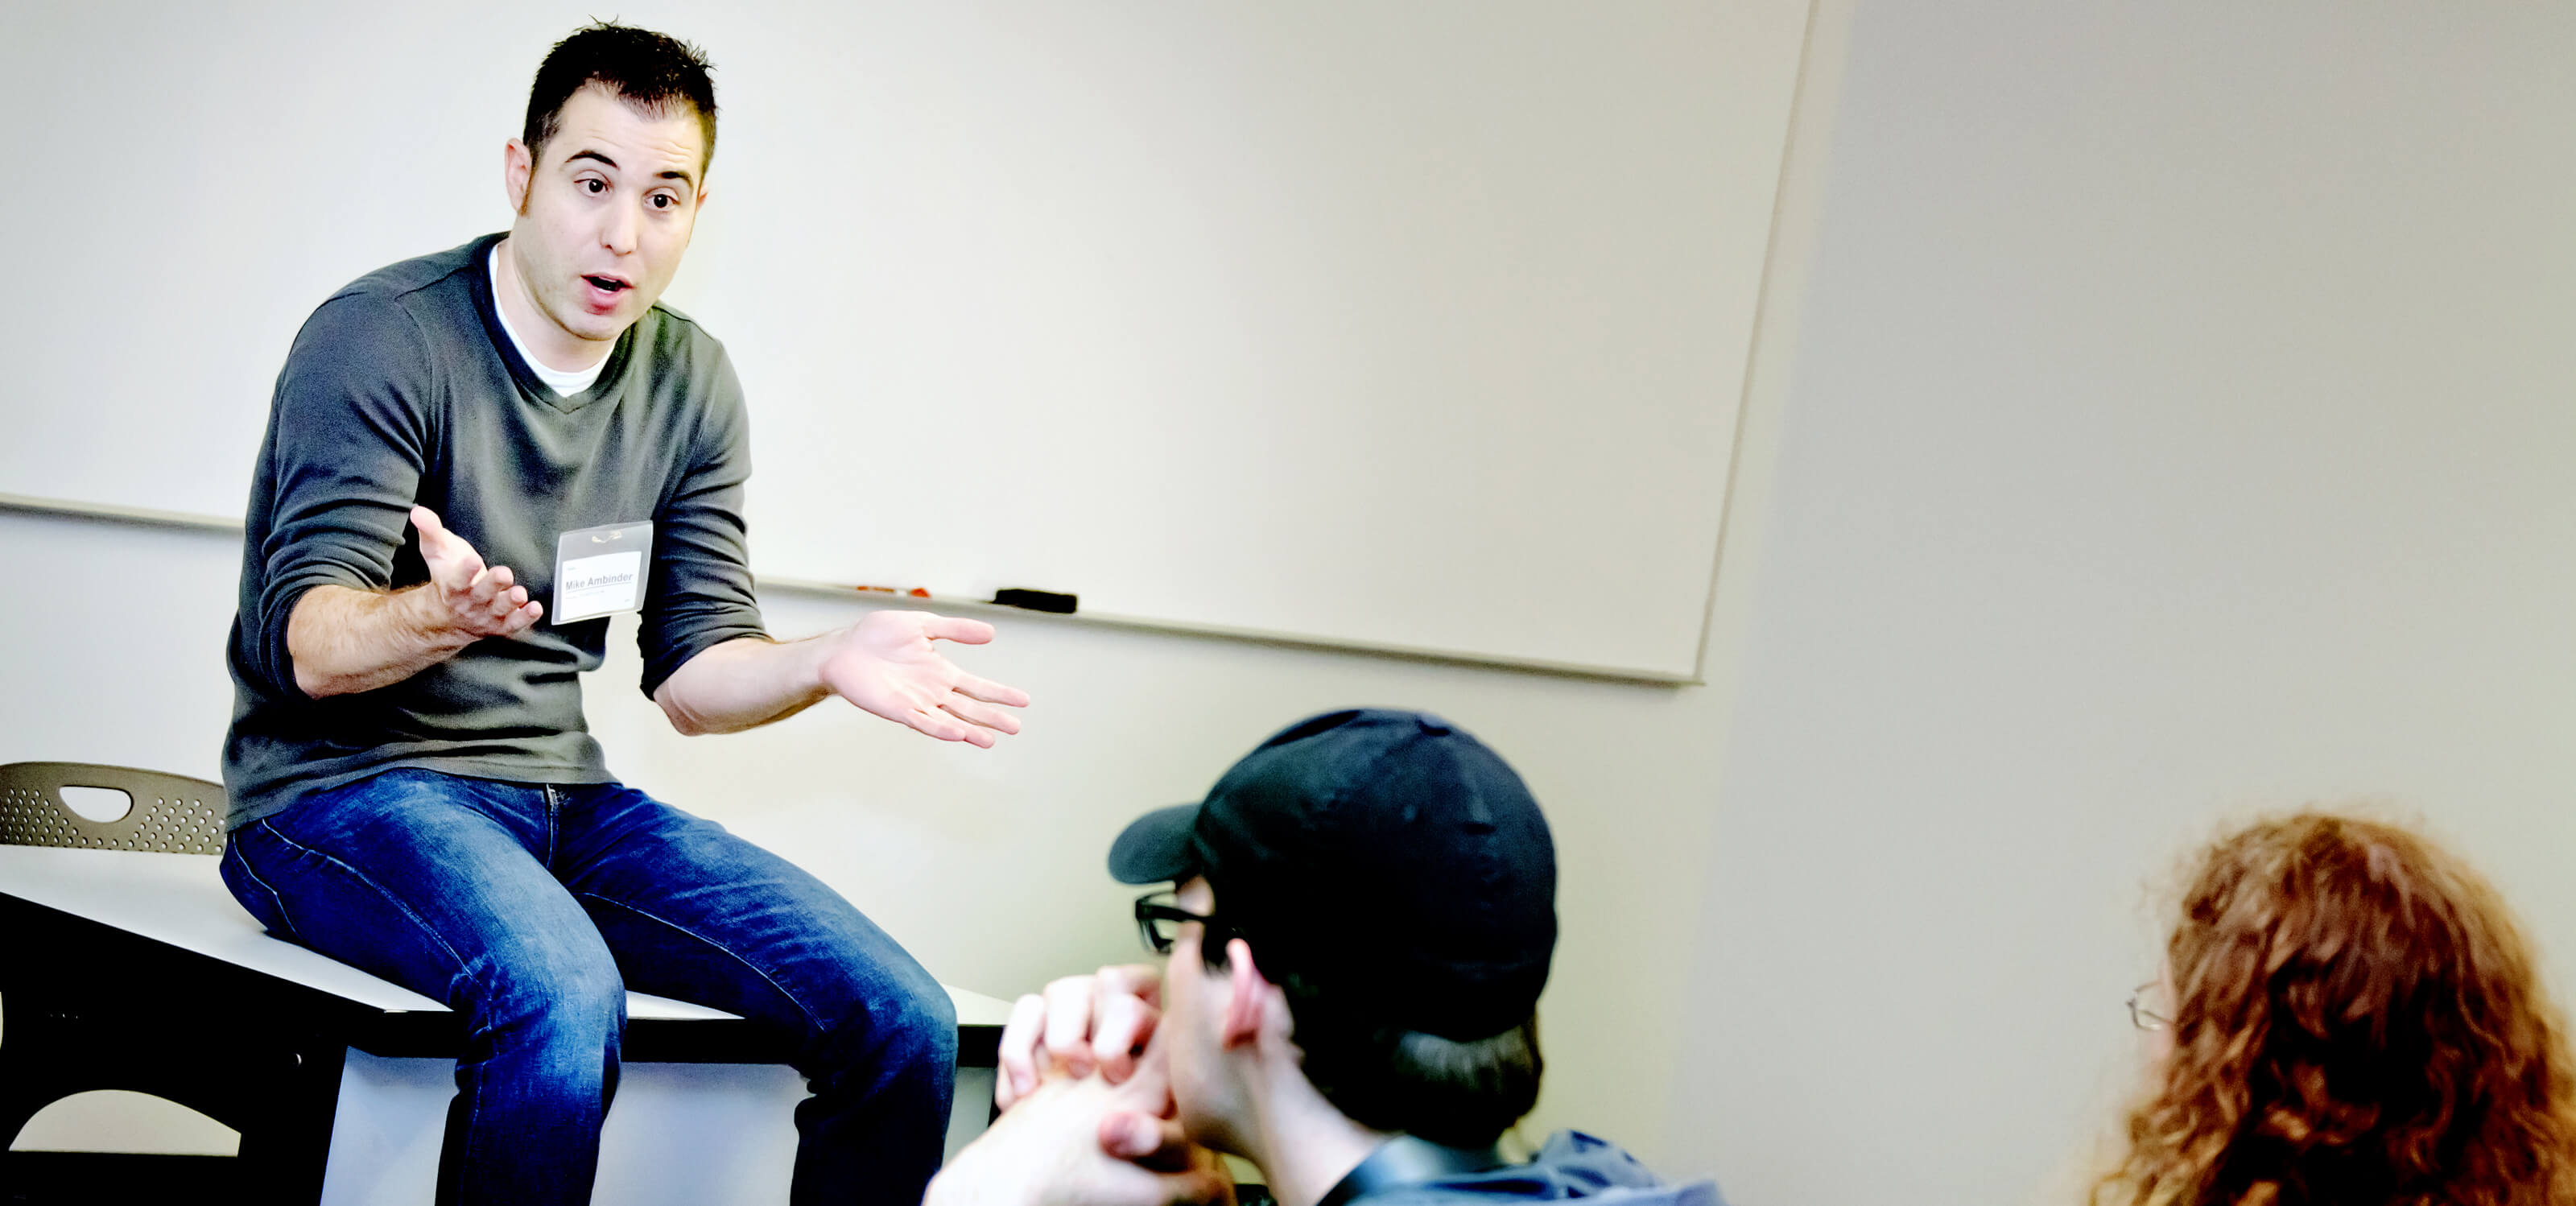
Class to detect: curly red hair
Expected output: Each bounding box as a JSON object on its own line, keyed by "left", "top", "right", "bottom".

{"left": 2093, "top": 812, "right": 2576, "bottom": 1206}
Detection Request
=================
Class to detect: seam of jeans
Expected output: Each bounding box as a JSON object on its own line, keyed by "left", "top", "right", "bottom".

{"left": 575, "top": 892, "right": 827, "bottom": 1033}
{"left": 254, "top": 817, "right": 481, "bottom": 996}
{"left": 542, "top": 784, "right": 559, "bottom": 869}
{"left": 231, "top": 826, "right": 308, "bottom": 946}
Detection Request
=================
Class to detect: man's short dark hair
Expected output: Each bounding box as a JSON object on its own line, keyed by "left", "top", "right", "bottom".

{"left": 1276, "top": 973, "right": 1543, "bottom": 1150}
{"left": 523, "top": 22, "right": 718, "bottom": 171}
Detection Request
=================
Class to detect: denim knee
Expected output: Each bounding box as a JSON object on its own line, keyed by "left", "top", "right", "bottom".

{"left": 814, "top": 967, "right": 956, "bottom": 1083}
{"left": 902, "top": 974, "right": 959, "bottom": 1061}
{"left": 470, "top": 934, "right": 626, "bottom": 1068}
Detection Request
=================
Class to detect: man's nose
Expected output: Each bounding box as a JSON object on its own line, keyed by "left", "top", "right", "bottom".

{"left": 601, "top": 200, "right": 640, "bottom": 255}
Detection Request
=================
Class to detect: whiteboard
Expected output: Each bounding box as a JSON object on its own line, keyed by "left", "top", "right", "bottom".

{"left": 2, "top": 1, "right": 1809, "bottom": 679}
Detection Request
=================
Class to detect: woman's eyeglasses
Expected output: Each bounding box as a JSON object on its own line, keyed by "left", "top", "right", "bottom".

{"left": 2128, "top": 981, "right": 2174, "bottom": 1031}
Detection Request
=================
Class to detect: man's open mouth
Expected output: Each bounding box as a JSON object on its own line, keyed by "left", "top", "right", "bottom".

{"left": 584, "top": 275, "right": 630, "bottom": 293}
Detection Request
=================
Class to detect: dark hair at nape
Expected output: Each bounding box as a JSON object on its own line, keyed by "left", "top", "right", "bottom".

{"left": 1278, "top": 973, "right": 1543, "bottom": 1149}
{"left": 523, "top": 21, "right": 717, "bottom": 172}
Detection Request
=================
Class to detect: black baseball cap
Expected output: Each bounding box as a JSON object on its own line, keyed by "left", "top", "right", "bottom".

{"left": 1108, "top": 708, "right": 1558, "bottom": 1043}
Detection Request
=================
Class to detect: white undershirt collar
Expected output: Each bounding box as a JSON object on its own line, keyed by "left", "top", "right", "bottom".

{"left": 489, "top": 246, "right": 609, "bottom": 397}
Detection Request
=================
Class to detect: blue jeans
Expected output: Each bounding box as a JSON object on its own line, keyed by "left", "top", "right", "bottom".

{"left": 219, "top": 769, "right": 956, "bottom": 1206}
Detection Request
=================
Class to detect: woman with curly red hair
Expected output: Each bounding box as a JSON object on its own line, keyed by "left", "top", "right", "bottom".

{"left": 2095, "top": 812, "right": 2576, "bottom": 1206}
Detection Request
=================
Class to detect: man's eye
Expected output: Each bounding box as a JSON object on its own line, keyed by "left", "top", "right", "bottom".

{"left": 650, "top": 193, "right": 672, "bottom": 210}
{"left": 583, "top": 179, "right": 606, "bottom": 194}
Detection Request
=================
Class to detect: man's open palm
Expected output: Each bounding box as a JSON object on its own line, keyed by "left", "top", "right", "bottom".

{"left": 411, "top": 506, "right": 543, "bottom": 638}
{"left": 818, "top": 610, "right": 1030, "bottom": 746}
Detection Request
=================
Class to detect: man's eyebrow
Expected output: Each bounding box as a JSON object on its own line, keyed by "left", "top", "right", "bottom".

{"left": 563, "top": 148, "right": 695, "bottom": 189}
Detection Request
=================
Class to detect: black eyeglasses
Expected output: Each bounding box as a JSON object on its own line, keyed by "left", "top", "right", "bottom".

{"left": 1133, "top": 892, "right": 1237, "bottom": 956}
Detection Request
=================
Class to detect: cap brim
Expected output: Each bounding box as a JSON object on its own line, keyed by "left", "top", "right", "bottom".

{"left": 1107, "top": 803, "right": 1203, "bottom": 885}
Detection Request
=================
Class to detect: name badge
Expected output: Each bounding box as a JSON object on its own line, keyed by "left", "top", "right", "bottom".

{"left": 551, "top": 521, "right": 653, "bottom": 624}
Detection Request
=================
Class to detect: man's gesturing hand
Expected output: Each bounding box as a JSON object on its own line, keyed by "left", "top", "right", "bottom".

{"left": 411, "top": 506, "right": 543, "bottom": 638}
{"left": 816, "top": 610, "right": 1031, "bottom": 747}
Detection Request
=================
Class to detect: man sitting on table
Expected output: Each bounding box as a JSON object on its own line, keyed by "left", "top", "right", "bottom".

{"left": 218, "top": 21, "right": 1026, "bottom": 1205}
{"left": 931, "top": 708, "right": 1724, "bottom": 1206}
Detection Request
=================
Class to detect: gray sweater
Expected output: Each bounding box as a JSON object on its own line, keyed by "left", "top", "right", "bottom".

{"left": 1356, "top": 1131, "right": 1727, "bottom": 1204}
{"left": 222, "top": 233, "right": 766, "bottom": 828}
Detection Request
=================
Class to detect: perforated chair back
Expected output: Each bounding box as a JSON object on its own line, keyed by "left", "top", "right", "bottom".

{"left": 0, "top": 762, "right": 228, "bottom": 854}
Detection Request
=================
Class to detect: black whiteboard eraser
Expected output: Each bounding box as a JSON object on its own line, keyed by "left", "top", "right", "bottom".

{"left": 992, "top": 588, "right": 1078, "bottom": 614}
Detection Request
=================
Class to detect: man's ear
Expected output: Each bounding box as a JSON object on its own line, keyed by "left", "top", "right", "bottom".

{"left": 504, "top": 138, "right": 533, "bottom": 216}
{"left": 1220, "top": 938, "right": 1274, "bottom": 1050}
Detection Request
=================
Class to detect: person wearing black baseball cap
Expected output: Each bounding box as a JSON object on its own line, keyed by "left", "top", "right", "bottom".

{"left": 929, "top": 708, "right": 1724, "bottom": 1206}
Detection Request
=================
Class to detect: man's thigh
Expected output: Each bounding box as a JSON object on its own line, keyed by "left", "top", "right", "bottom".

{"left": 221, "top": 769, "right": 617, "bottom": 1014}
{"left": 551, "top": 785, "right": 952, "bottom": 1053}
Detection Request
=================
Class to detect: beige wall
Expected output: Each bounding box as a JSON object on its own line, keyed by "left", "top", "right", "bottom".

{"left": 19, "top": 3, "right": 2576, "bottom": 1204}
{"left": 1670, "top": 2, "right": 2576, "bottom": 1204}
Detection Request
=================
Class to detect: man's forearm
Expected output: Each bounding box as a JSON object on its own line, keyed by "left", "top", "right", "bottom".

{"left": 652, "top": 634, "right": 834, "bottom": 736}
{"left": 287, "top": 584, "right": 477, "bottom": 698}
